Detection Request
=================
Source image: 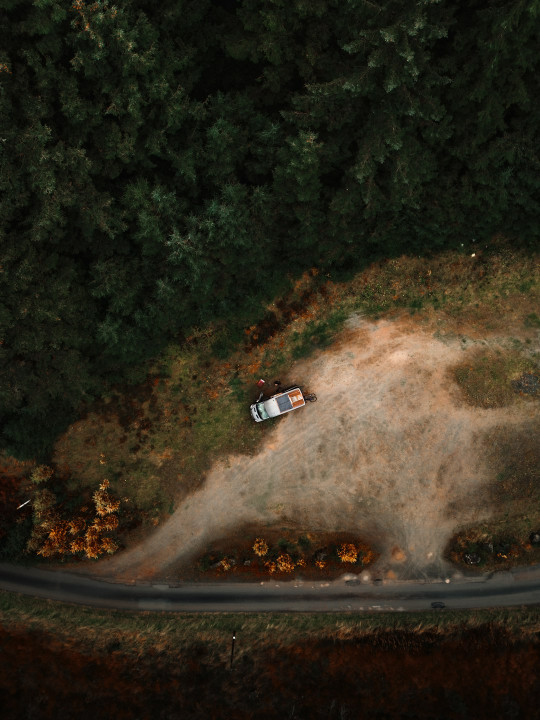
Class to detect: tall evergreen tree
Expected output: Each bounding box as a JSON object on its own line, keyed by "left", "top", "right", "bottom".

{"left": 1, "top": 0, "right": 539, "bottom": 458}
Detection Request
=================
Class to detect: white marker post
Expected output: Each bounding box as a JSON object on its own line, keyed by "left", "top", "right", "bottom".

{"left": 230, "top": 631, "right": 236, "bottom": 668}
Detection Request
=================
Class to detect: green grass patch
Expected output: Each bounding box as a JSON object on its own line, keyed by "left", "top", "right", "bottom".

{"left": 290, "top": 311, "right": 347, "bottom": 360}
{"left": 452, "top": 349, "right": 538, "bottom": 408}
{"left": 524, "top": 312, "right": 540, "bottom": 328}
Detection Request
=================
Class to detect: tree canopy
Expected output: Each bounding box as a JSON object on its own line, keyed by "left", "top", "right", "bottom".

{"left": 1, "top": 0, "right": 539, "bottom": 457}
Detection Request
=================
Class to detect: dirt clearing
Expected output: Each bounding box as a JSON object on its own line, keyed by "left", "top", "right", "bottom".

{"left": 92, "top": 311, "right": 539, "bottom": 582}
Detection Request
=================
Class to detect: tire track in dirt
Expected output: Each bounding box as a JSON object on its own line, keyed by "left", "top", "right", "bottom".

{"left": 93, "top": 315, "right": 538, "bottom": 581}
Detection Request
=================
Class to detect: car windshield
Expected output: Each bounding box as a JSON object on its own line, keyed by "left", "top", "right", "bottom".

{"left": 256, "top": 402, "right": 270, "bottom": 420}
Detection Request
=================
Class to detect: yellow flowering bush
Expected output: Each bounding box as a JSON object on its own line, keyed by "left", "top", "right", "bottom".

{"left": 100, "top": 537, "right": 118, "bottom": 555}
{"left": 70, "top": 537, "right": 86, "bottom": 554}
{"left": 276, "top": 553, "right": 295, "bottom": 573}
{"left": 253, "top": 538, "right": 269, "bottom": 556}
{"left": 338, "top": 543, "right": 358, "bottom": 563}
{"left": 93, "top": 479, "right": 121, "bottom": 516}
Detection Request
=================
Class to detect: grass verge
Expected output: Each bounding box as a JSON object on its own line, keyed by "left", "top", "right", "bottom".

{"left": 3, "top": 590, "right": 540, "bottom": 650}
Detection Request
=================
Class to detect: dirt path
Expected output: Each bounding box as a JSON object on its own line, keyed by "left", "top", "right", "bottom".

{"left": 93, "top": 314, "right": 538, "bottom": 582}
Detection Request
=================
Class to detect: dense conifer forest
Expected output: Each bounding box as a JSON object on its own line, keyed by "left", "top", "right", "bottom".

{"left": 1, "top": 0, "right": 539, "bottom": 459}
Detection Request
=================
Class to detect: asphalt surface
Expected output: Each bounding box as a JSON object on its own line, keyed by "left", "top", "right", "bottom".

{"left": 2, "top": 563, "right": 540, "bottom": 612}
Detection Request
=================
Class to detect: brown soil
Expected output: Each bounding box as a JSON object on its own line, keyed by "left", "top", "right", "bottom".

{"left": 91, "top": 312, "right": 539, "bottom": 583}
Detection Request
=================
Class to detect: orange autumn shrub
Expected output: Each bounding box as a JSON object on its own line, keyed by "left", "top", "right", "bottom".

{"left": 276, "top": 553, "right": 295, "bottom": 573}
{"left": 338, "top": 543, "right": 358, "bottom": 564}
{"left": 252, "top": 538, "right": 269, "bottom": 557}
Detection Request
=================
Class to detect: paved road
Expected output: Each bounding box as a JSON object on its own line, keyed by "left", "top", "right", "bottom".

{"left": 2, "top": 563, "right": 540, "bottom": 612}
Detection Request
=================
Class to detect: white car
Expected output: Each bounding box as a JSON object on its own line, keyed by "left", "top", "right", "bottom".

{"left": 250, "top": 387, "right": 306, "bottom": 422}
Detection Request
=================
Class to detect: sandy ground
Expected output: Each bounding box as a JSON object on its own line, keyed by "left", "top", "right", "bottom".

{"left": 93, "top": 314, "right": 538, "bottom": 582}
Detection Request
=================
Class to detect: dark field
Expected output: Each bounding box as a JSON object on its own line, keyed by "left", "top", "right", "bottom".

{"left": 2, "top": 605, "right": 540, "bottom": 719}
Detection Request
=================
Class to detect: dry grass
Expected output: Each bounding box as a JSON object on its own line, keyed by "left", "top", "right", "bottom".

{"left": 451, "top": 348, "right": 538, "bottom": 408}
{"left": 4, "top": 589, "right": 540, "bottom": 655}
